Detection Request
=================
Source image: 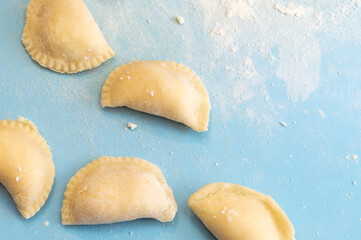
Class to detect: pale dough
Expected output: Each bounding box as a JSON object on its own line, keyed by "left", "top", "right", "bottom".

{"left": 101, "top": 60, "right": 211, "bottom": 132}
{"left": 62, "top": 157, "right": 178, "bottom": 225}
{"left": 189, "top": 183, "right": 295, "bottom": 240}
{"left": 0, "top": 117, "right": 55, "bottom": 219}
{"left": 22, "top": 0, "right": 114, "bottom": 73}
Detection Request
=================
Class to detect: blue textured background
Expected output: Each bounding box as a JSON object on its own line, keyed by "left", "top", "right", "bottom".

{"left": 1, "top": 0, "right": 361, "bottom": 239}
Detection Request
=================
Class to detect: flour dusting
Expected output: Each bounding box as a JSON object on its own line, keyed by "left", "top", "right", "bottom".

{"left": 232, "top": 57, "right": 264, "bottom": 102}
{"left": 90, "top": 0, "right": 360, "bottom": 129}
{"left": 191, "top": 0, "right": 360, "bottom": 126}
{"left": 274, "top": 3, "right": 308, "bottom": 17}
{"left": 223, "top": 0, "right": 255, "bottom": 19}
{"left": 276, "top": 39, "right": 321, "bottom": 102}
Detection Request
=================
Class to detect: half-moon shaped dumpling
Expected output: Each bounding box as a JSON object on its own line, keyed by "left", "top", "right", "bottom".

{"left": 0, "top": 117, "right": 55, "bottom": 219}
{"left": 101, "top": 61, "right": 211, "bottom": 132}
{"left": 22, "top": 0, "right": 114, "bottom": 73}
{"left": 62, "top": 157, "right": 178, "bottom": 225}
{"left": 189, "top": 183, "right": 295, "bottom": 240}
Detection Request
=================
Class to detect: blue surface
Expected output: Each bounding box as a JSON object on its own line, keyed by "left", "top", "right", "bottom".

{"left": 1, "top": 0, "right": 361, "bottom": 239}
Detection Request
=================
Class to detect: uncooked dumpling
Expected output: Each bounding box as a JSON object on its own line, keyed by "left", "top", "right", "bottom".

{"left": 22, "top": 0, "right": 114, "bottom": 73}
{"left": 0, "top": 117, "right": 55, "bottom": 219}
{"left": 101, "top": 60, "right": 211, "bottom": 132}
{"left": 189, "top": 183, "right": 295, "bottom": 240}
{"left": 62, "top": 157, "right": 177, "bottom": 225}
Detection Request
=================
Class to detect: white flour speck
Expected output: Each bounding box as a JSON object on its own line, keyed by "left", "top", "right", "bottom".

{"left": 274, "top": 3, "right": 308, "bottom": 17}
{"left": 279, "top": 121, "right": 287, "bottom": 127}
{"left": 127, "top": 122, "right": 137, "bottom": 130}
{"left": 318, "top": 109, "right": 327, "bottom": 118}
{"left": 176, "top": 16, "right": 184, "bottom": 25}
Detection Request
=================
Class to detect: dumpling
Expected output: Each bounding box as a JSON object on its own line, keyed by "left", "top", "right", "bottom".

{"left": 101, "top": 60, "right": 211, "bottom": 132}
{"left": 62, "top": 157, "right": 178, "bottom": 225}
{"left": 0, "top": 117, "right": 55, "bottom": 219}
{"left": 189, "top": 183, "right": 295, "bottom": 240}
{"left": 22, "top": 0, "right": 114, "bottom": 73}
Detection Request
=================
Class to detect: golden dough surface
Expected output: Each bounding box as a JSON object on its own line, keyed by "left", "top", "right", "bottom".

{"left": 189, "top": 183, "right": 295, "bottom": 240}
{"left": 0, "top": 117, "right": 55, "bottom": 219}
{"left": 101, "top": 60, "right": 210, "bottom": 132}
{"left": 22, "top": 0, "right": 114, "bottom": 73}
{"left": 62, "top": 157, "right": 178, "bottom": 225}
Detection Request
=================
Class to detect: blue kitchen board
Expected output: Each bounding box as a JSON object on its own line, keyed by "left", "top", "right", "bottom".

{"left": 1, "top": 0, "right": 361, "bottom": 239}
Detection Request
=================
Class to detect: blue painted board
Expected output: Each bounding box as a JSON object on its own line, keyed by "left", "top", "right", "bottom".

{"left": 0, "top": 0, "right": 361, "bottom": 239}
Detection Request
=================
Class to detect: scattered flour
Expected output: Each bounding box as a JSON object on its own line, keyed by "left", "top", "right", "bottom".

{"left": 223, "top": 0, "right": 255, "bottom": 19}
{"left": 221, "top": 207, "right": 239, "bottom": 222}
{"left": 193, "top": 0, "right": 322, "bottom": 103}
{"left": 345, "top": 154, "right": 359, "bottom": 164}
{"left": 92, "top": 0, "right": 360, "bottom": 130}
{"left": 232, "top": 57, "right": 264, "bottom": 102}
{"left": 318, "top": 109, "right": 326, "bottom": 118}
{"left": 274, "top": 3, "right": 309, "bottom": 17}
{"left": 191, "top": 0, "right": 360, "bottom": 126}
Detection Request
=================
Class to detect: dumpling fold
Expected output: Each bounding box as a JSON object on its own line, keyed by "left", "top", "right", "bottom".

{"left": 0, "top": 117, "right": 55, "bottom": 219}
{"left": 62, "top": 157, "right": 177, "bottom": 225}
{"left": 22, "top": 0, "right": 114, "bottom": 73}
{"left": 189, "top": 183, "right": 295, "bottom": 240}
{"left": 101, "top": 60, "right": 211, "bottom": 132}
